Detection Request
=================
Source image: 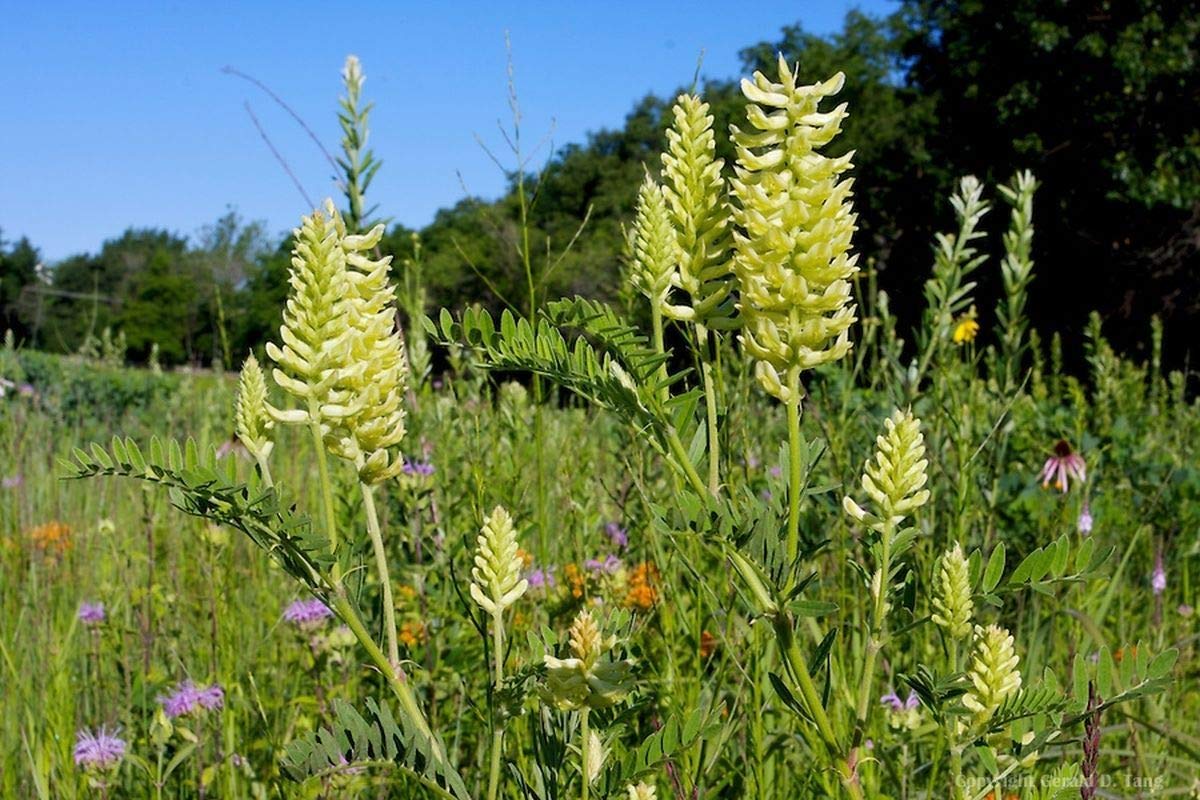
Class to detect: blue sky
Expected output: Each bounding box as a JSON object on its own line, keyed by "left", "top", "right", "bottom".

{"left": 0, "top": 1, "right": 893, "bottom": 261}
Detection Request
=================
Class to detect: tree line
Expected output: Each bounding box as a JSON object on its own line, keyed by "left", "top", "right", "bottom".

{"left": 3, "top": 0, "right": 1196, "bottom": 368}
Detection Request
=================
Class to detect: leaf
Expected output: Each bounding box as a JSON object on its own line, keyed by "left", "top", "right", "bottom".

{"left": 982, "top": 543, "right": 1006, "bottom": 593}
{"left": 1147, "top": 649, "right": 1178, "bottom": 680}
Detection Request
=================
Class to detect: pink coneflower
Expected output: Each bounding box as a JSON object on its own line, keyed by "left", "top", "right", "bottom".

{"left": 159, "top": 679, "right": 224, "bottom": 718}
{"left": 1151, "top": 552, "right": 1167, "bottom": 596}
{"left": 74, "top": 726, "right": 126, "bottom": 771}
{"left": 584, "top": 554, "right": 622, "bottom": 576}
{"left": 1040, "top": 440, "right": 1086, "bottom": 493}
{"left": 283, "top": 598, "right": 333, "bottom": 630}
{"left": 77, "top": 601, "right": 106, "bottom": 626}
{"left": 1078, "top": 502, "right": 1094, "bottom": 535}
{"left": 604, "top": 521, "right": 628, "bottom": 549}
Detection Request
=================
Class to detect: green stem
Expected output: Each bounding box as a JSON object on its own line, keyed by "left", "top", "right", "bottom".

{"left": 785, "top": 372, "right": 804, "bottom": 565}
{"left": 360, "top": 482, "right": 399, "bottom": 670}
{"left": 305, "top": 411, "right": 340, "bottom": 555}
{"left": 580, "top": 708, "right": 591, "bottom": 800}
{"left": 665, "top": 427, "right": 709, "bottom": 498}
{"left": 696, "top": 323, "right": 721, "bottom": 496}
{"left": 486, "top": 612, "right": 505, "bottom": 800}
{"left": 853, "top": 525, "right": 893, "bottom": 745}
{"left": 651, "top": 303, "right": 668, "bottom": 403}
{"left": 330, "top": 593, "right": 445, "bottom": 764}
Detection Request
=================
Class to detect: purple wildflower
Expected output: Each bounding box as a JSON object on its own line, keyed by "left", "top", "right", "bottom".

{"left": 74, "top": 727, "right": 126, "bottom": 771}
{"left": 1151, "top": 552, "right": 1166, "bottom": 596}
{"left": 527, "top": 568, "right": 555, "bottom": 589}
{"left": 604, "top": 521, "right": 628, "bottom": 550}
{"left": 1078, "top": 502, "right": 1093, "bottom": 535}
{"left": 585, "top": 554, "right": 622, "bottom": 576}
{"left": 1178, "top": 604, "right": 1194, "bottom": 618}
{"left": 402, "top": 459, "right": 436, "bottom": 477}
{"left": 77, "top": 602, "right": 106, "bottom": 626}
{"left": 159, "top": 679, "right": 223, "bottom": 718}
{"left": 769, "top": 466, "right": 782, "bottom": 479}
{"left": 283, "top": 598, "right": 333, "bottom": 630}
{"left": 745, "top": 454, "right": 761, "bottom": 470}
{"left": 880, "top": 690, "right": 919, "bottom": 711}
{"left": 1, "top": 474, "right": 21, "bottom": 490}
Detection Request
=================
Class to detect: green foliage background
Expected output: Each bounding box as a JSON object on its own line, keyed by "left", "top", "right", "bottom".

{"left": 2, "top": 2, "right": 1197, "bottom": 367}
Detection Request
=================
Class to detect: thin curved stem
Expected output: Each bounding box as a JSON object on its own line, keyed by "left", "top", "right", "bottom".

{"left": 361, "top": 482, "right": 399, "bottom": 670}
{"left": 785, "top": 373, "right": 804, "bottom": 565}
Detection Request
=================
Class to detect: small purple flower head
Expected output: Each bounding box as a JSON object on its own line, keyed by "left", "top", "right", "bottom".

{"left": 1, "top": 474, "right": 22, "bottom": 490}
{"left": 1151, "top": 552, "right": 1167, "bottom": 596}
{"left": 1178, "top": 604, "right": 1194, "bottom": 618}
{"left": 880, "top": 691, "right": 904, "bottom": 711}
{"left": 77, "top": 602, "right": 106, "bottom": 626}
{"left": 584, "top": 554, "right": 622, "bottom": 576}
{"left": 159, "top": 680, "right": 223, "bottom": 718}
{"left": 769, "top": 466, "right": 783, "bottom": 479}
{"left": 402, "top": 459, "right": 436, "bottom": 477}
{"left": 745, "top": 453, "right": 761, "bottom": 470}
{"left": 1078, "top": 502, "right": 1093, "bottom": 535}
{"left": 527, "top": 568, "right": 555, "bottom": 589}
{"left": 904, "top": 690, "right": 920, "bottom": 710}
{"left": 74, "top": 726, "right": 126, "bottom": 771}
{"left": 283, "top": 598, "right": 333, "bottom": 630}
{"left": 604, "top": 521, "right": 628, "bottom": 550}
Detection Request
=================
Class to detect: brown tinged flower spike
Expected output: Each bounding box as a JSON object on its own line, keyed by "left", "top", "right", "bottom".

{"left": 542, "top": 609, "right": 635, "bottom": 711}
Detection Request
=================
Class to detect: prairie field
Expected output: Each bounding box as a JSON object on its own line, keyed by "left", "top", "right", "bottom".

{"left": 3, "top": 4, "right": 1200, "bottom": 799}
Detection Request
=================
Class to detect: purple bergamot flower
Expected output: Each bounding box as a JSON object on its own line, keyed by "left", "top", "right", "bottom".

{"left": 74, "top": 726, "right": 126, "bottom": 771}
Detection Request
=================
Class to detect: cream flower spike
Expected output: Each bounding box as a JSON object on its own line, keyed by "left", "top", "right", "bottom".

{"left": 931, "top": 542, "right": 974, "bottom": 639}
{"left": 962, "top": 623, "right": 1022, "bottom": 722}
{"left": 660, "top": 93, "right": 734, "bottom": 327}
{"left": 627, "top": 782, "right": 657, "bottom": 800}
{"left": 629, "top": 172, "right": 678, "bottom": 308}
{"left": 730, "top": 56, "right": 858, "bottom": 401}
{"left": 265, "top": 199, "right": 352, "bottom": 424}
{"left": 323, "top": 213, "right": 410, "bottom": 483}
{"left": 469, "top": 506, "right": 528, "bottom": 616}
{"left": 234, "top": 352, "right": 274, "bottom": 461}
{"left": 843, "top": 408, "right": 930, "bottom": 533}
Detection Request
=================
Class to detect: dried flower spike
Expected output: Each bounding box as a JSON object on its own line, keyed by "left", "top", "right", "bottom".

{"left": 469, "top": 506, "right": 528, "bottom": 616}
{"left": 543, "top": 609, "right": 634, "bottom": 710}
{"left": 731, "top": 57, "right": 858, "bottom": 400}
{"left": 931, "top": 543, "right": 973, "bottom": 639}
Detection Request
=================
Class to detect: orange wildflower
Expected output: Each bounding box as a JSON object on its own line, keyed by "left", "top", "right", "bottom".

{"left": 699, "top": 630, "right": 718, "bottom": 659}
{"left": 29, "top": 521, "right": 72, "bottom": 558}
{"left": 624, "top": 562, "right": 659, "bottom": 611}
{"left": 563, "top": 564, "right": 586, "bottom": 599}
{"left": 399, "top": 621, "right": 427, "bottom": 648}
